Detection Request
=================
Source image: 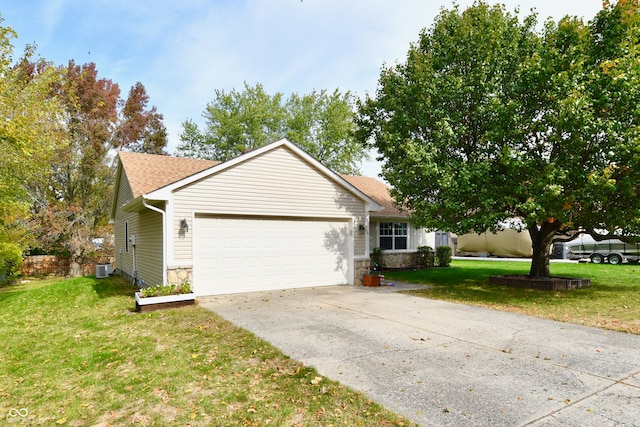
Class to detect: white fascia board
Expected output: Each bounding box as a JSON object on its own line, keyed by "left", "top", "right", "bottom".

{"left": 122, "top": 194, "right": 168, "bottom": 212}
{"left": 122, "top": 196, "right": 144, "bottom": 212}
{"left": 365, "top": 201, "right": 385, "bottom": 215}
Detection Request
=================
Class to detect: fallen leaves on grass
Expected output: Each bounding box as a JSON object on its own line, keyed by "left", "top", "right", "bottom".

{"left": 1, "top": 277, "right": 417, "bottom": 427}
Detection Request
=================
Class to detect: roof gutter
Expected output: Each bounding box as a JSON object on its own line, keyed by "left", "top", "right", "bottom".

{"left": 142, "top": 197, "right": 167, "bottom": 285}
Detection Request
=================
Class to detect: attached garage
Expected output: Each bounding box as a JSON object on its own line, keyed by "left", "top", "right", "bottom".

{"left": 112, "top": 139, "right": 382, "bottom": 296}
{"left": 193, "top": 215, "right": 351, "bottom": 295}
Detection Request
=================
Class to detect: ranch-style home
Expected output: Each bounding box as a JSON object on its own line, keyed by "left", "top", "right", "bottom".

{"left": 110, "top": 138, "right": 435, "bottom": 296}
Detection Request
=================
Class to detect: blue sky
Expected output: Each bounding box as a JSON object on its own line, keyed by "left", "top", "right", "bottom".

{"left": 2, "top": 0, "right": 602, "bottom": 177}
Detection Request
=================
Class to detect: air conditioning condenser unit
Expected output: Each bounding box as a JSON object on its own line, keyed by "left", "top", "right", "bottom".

{"left": 96, "top": 263, "right": 112, "bottom": 279}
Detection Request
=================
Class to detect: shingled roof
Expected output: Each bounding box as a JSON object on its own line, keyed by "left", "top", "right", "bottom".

{"left": 117, "top": 151, "right": 398, "bottom": 217}
{"left": 341, "top": 175, "right": 407, "bottom": 218}
{"left": 118, "top": 151, "right": 219, "bottom": 198}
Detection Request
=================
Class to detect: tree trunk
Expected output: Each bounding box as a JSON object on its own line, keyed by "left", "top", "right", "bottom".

{"left": 68, "top": 249, "right": 84, "bottom": 277}
{"left": 528, "top": 221, "right": 561, "bottom": 278}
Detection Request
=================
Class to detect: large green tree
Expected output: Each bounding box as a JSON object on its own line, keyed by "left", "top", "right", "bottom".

{"left": 177, "top": 82, "right": 366, "bottom": 174}
{"left": 0, "top": 16, "right": 66, "bottom": 276}
{"left": 357, "top": 1, "right": 640, "bottom": 278}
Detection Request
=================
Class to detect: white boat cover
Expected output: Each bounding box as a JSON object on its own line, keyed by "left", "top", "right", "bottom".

{"left": 458, "top": 228, "right": 533, "bottom": 257}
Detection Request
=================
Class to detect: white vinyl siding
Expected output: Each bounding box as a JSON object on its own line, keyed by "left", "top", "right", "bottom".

{"left": 415, "top": 227, "right": 435, "bottom": 248}
{"left": 354, "top": 223, "right": 366, "bottom": 256}
{"left": 133, "top": 208, "right": 164, "bottom": 286}
{"left": 113, "top": 172, "right": 135, "bottom": 275}
{"left": 114, "top": 207, "right": 164, "bottom": 286}
{"left": 113, "top": 167, "right": 164, "bottom": 285}
{"left": 172, "top": 146, "right": 366, "bottom": 262}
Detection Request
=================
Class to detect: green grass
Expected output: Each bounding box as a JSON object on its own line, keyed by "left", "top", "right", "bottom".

{"left": 0, "top": 276, "right": 416, "bottom": 426}
{"left": 384, "top": 259, "right": 640, "bottom": 335}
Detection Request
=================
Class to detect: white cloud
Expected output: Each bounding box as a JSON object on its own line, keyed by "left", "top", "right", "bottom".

{"left": 39, "top": 0, "right": 67, "bottom": 44}
{"left": 2, "top": 0, "right": 605, "bottom": 175}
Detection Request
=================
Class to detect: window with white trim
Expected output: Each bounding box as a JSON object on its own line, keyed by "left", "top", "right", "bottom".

{"left": 379, "top": 222, "right": 408, "bottom": 250}
{"left": 125, "top": 221, "right": 129, "bottom": 253}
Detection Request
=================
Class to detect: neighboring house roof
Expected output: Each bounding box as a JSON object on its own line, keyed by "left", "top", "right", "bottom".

{"left": 342, "top": 175, "right": 407, "bottom": 218}
{"left": 118, "top": 151, "right": 220, "bottom": 198}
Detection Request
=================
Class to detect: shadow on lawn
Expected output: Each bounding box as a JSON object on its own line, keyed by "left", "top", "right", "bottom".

{"left": 390, "top": 265, "right": 639, "bottom": 304}
{"left": 0, "top": 281, "right": 29, "bottom": 302}
{"left": 92, "top": 276, "right": 138, "bottom": 299}
{"left": 0, "top": 277, "right": 55, "bottom": 301}
{"left": 384, "top": 265, "right": 531, "bottom": 287}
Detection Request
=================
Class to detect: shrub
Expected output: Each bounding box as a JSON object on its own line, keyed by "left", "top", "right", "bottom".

{"left": 139, "top": 282, "right": 192, "bottom": 298}
{"left": 0, "top": 242, "right": 23, "bottom": 281}
{"left": 370, "top": 247, "right": 385, "bottom": 272}
{"left": 417, "top": 246, "right": 435, "bottom": 268}
{"left": 436, "top": 246, "right": 452, "bottom": 267}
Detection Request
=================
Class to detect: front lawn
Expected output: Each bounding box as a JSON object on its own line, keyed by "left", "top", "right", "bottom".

{"left": 384, "top": 259, "right": 640, "bottom": 335}
{"left": 0, "top": 276, "right": 415, "bottom": 426}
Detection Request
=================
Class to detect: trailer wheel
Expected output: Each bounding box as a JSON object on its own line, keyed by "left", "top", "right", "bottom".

{"left": 590, "top": 253, "right": 605, "bottom": 264}
{"left": 608, "top": 253, "right": 622, "bottom": 265}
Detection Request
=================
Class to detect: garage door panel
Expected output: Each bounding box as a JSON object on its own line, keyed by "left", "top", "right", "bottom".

{"left": 193, "top": 217, "right": 350, "bottom": 295}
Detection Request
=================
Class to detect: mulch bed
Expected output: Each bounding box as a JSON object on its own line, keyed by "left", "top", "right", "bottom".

{"left": 489, "top": 275, "right": 590, "bottom": 290}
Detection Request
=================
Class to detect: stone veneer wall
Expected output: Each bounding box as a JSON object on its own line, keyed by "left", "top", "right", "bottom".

{"left": 381, "top": 252, "right": 419, "bottom": 269}
{"left": 355, "top": 258, "right": 371, "bottom": 286}
{"left": 167, "top": 266, "right": 193, "bottom": 285}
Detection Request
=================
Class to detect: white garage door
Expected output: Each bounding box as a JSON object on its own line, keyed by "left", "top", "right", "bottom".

{"left": 193, "top": 216, "right": 351, "bottom": 295}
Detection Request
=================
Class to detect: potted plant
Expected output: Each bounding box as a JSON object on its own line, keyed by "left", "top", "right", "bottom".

{"left": 134, "top": 282, "right": 196, "bottom": 312}
{"left": 363, "top": 248, "right": 384, "bottom": 287}
{"left": 362, "top": 272, "right": 383, "bottom": 287}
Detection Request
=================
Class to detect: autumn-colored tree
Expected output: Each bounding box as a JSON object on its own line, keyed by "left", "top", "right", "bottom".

{"left": 114, "top": 82, "right": 168, "bottom": 155}
{"left": 30, "top": 61, "right": 168, "bottom": 276}
{"left": 357, "top": 1, "right": 640, "bottom": 278}
{"left": 29, "top": 61, "right": 120, "bottom": 275}
{"left": 0, "top": 15, "right": 67, "bottom": 276}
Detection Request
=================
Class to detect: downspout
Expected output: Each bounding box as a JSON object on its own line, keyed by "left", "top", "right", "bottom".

{"left": 142, "top": 198, "right": 167, "bottom": 285}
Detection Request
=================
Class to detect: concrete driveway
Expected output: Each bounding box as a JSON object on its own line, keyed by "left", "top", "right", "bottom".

{"left": 199, "top": 284, "right": 640, "bottom": 427}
